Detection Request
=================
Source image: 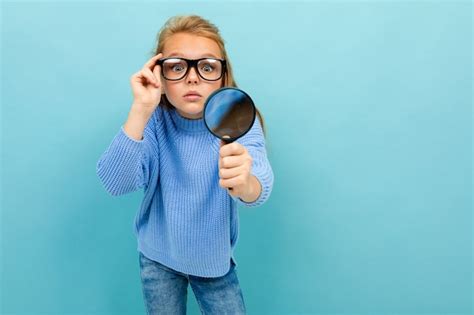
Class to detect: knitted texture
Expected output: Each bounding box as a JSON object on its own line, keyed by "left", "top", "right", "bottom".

{"left": 96, "top": 105, "right": 274, "bottom": 277}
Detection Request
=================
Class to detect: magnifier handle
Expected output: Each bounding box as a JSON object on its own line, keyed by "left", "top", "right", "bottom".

{"left": 221, "top": 137, "right": 233, "bottom": 191}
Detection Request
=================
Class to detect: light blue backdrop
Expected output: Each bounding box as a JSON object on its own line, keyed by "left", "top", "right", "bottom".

{"left": 1, "top": 1, "right": 472, "bottom": 314}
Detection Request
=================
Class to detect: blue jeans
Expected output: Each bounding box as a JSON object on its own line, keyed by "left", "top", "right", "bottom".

{"left": 138, "top": 251, "right": 247, "bottom": 314}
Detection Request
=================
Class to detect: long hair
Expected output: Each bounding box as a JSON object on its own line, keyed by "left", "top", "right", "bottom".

{"left": 150, "top": 15, "right": 267, "bottom": 137}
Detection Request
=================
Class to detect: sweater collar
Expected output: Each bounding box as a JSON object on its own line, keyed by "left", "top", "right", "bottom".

{"left": 170, "top": 106, "right": 208, "bottom": 132}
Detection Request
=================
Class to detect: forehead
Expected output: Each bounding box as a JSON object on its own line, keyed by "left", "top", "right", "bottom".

{"left": 163, "top": 33, "right": 222, "bottom": 59}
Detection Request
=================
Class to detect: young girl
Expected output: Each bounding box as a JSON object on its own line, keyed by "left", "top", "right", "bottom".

{"left": 96, "top": 15, "right": 274, "bottom": 314}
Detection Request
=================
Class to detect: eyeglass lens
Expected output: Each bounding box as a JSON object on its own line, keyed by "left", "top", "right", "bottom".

{"left": 161, "top": 58, "right": 223, "bottom": 80}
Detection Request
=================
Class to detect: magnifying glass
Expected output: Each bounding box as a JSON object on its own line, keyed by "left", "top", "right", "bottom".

{"left": 203, "top": 87, "right": 256, "bottom": 192}
{"left": 203, "top": 87, "right": 256, "bottom": 144}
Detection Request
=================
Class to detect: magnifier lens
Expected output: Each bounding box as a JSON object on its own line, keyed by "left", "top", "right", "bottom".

{"left": 203, "top": 88, "right": 256, "bottom": 143}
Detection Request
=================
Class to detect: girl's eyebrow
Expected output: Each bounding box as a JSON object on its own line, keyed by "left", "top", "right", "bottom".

{"left": 168, "top": 52, "right": 220, "bottom": 58}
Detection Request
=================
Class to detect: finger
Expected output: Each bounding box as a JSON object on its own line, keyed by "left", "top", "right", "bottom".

{"left": 220, "top": 142, "right": 245, "bottom": 158}
{"left": 219, "top": 175, "right": 244, "bottom": 189}
{"left": 220, "top": 155, "right": 244, "bottom": 169}
{"left": 145, "top": 52, "right": 163, "bottom": 70}
{"left": 131, "top": 71, "right": 150, "bottom": 87}
{"left": 152, "top": 63, "right": 161, "bottom": 78}
{"left": 139, "top": 69, "right": 159, "bottom": 87}
{"left": 142, "top": 67, "right": 159, "bottom": 86}
{"left": 130, "top": 71, "right": 143, "bottom": 83}
{"left": 219, "top": 165, "right": 245, "bottom": 179}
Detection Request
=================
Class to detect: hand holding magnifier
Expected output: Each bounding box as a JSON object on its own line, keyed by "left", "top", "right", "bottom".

{"left": 203, "top": 87, "right": 256, "bottom": 191}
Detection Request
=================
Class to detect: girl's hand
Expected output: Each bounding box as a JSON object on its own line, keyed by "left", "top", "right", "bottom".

{"left": 218, "top": 140, "right": 253, "bottom": 198}
{"left": 130, "top": 53, "right": 163, "bottom": 112}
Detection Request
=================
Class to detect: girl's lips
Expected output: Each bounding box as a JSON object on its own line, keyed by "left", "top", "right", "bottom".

{"left": 183, "top": 95, "right": 202, "bottom": 101}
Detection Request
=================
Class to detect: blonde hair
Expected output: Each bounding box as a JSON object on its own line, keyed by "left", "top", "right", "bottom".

{"left": 151, "top": 15, "right": 267, "bottom": 137}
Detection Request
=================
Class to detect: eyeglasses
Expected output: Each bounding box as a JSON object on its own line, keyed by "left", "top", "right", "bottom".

{"left": 156, "top": 57, "right": 227, "bottom": 81}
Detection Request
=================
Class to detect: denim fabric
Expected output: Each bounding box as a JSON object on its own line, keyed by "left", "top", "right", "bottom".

{"left": 138, "top": 251, "right": 246, "bottom": 314}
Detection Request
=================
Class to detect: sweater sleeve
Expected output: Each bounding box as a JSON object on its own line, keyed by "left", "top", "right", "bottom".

{"left": 96, "top": 110, "right": 159, "bottom": 196}
{"left": 232, "top": 116, "right": 274, "bottom": 207}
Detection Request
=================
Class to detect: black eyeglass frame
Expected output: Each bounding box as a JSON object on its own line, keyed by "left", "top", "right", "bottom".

{"left": 155, "top": 57, "right": 227, "bottom": 81}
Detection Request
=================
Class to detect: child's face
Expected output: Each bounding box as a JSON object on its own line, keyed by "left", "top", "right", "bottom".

{"left": 161, "top": 33, "right": 224, "bottom": 120}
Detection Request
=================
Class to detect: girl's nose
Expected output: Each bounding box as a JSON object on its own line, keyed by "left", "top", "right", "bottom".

{"left": 186, "top": 66, "right": 200, "bottom": 84}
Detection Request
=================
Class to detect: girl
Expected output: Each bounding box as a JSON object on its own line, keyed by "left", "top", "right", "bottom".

{"left": 96, "top": 15, "right": 274, "bottom": 314}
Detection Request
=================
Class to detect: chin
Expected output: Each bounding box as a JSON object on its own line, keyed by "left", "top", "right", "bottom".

{"left": 177, "top": 103, "right": 204, "bottom": 119}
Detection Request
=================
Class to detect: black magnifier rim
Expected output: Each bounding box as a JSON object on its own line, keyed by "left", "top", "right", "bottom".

{"left": 203, "top": 87, "right": 256, "bottom": 143}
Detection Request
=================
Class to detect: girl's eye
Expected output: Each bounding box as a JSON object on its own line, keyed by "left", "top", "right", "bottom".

{"left": 171, "top": 64, "right": 185, "bottom": 72}
{"left": 200, "top": 64, "right": 214, "bottom": 72}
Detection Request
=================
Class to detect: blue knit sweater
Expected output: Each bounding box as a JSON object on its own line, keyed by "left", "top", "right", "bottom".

{"left": 96, "top": 105, "right": 274, "bottom": 277}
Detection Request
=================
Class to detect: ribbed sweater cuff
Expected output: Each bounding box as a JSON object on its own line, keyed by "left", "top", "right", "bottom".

{"left": 233, "top": 169, "right": 273, "bottom": 208}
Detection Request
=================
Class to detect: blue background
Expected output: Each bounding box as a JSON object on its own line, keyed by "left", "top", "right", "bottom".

{"left": 1, "top": 1, "right": 472, "bottom": 314}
